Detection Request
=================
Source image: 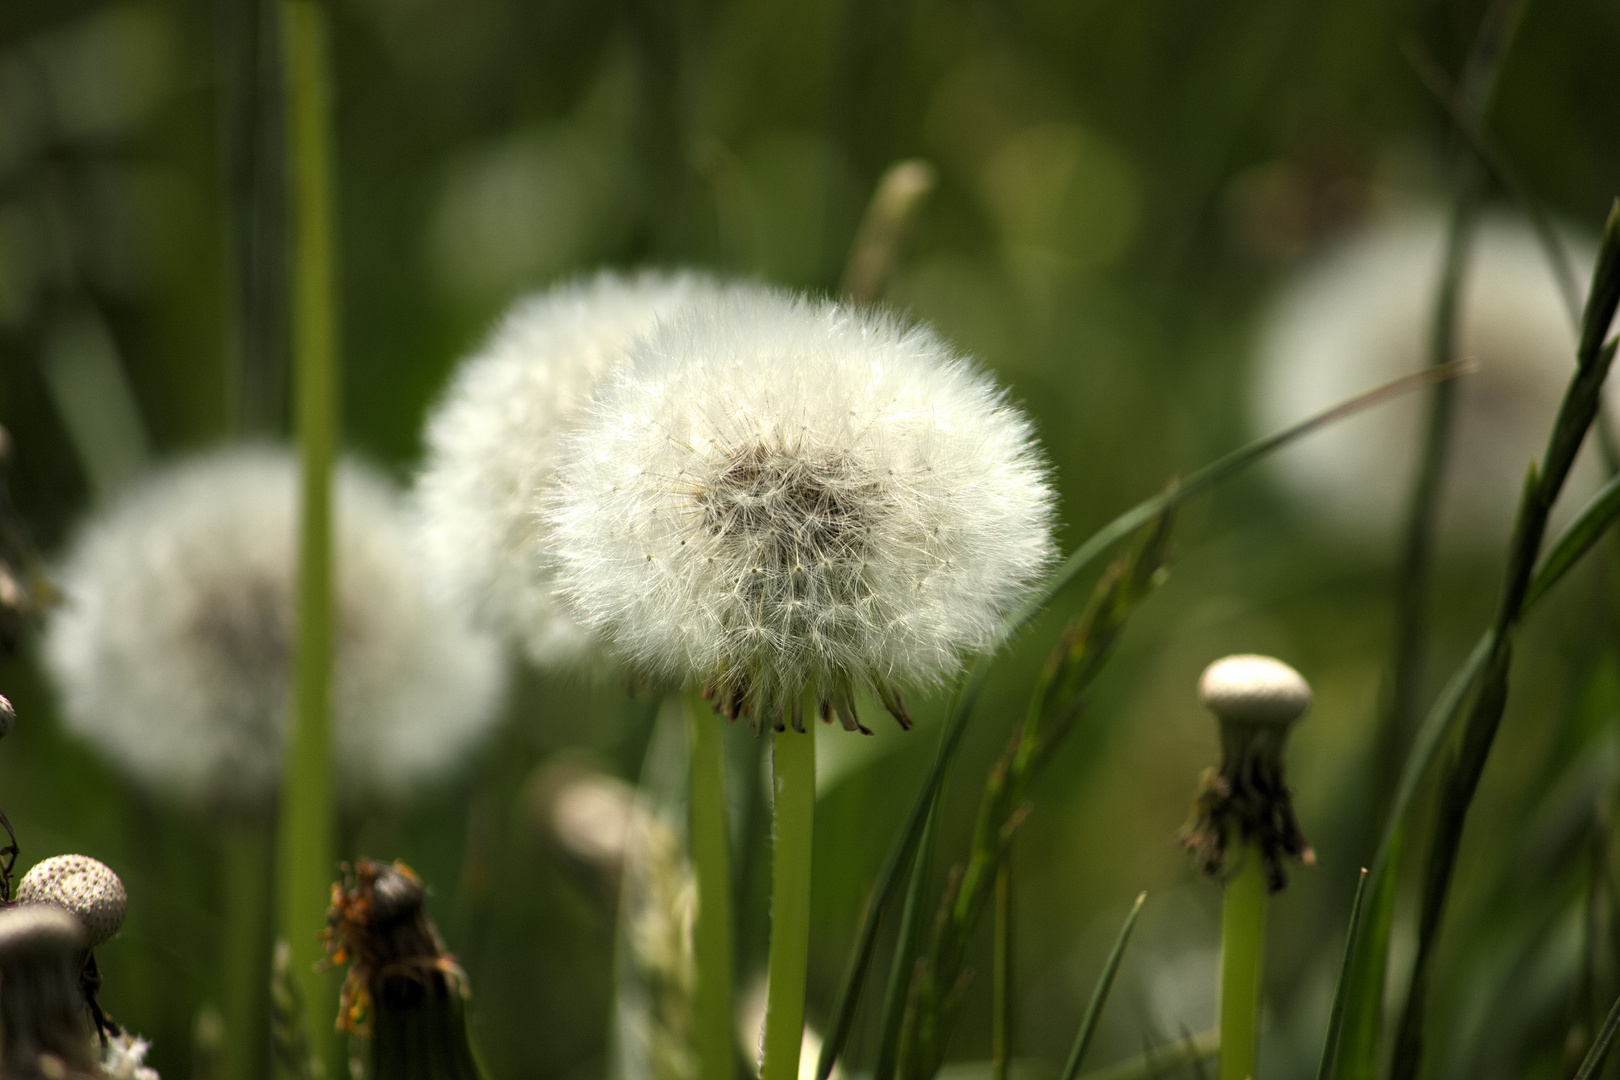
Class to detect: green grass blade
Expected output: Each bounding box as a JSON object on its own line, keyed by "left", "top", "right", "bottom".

{"left": 812, "top": 360, "right": 1465, "bottom": 1080}
{"left": 1524, "top": 470, "right": 1620, "bottom": 610}
{"left": 1059, "top": 892, "right": 1147, "bottom": 1080}
{"left": 1573, "top": 990, "right": 1620, "bottom": 1080}
{"left": 872, "top": 789, "right": 941, "bottom": 1080}
{"left": 1315, "top": 869, "right": 1370, "bottom": 1080}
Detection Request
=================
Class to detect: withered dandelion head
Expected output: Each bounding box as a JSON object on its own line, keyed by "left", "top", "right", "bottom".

{"left": 550, "top": 290, "right": 1055, "bottom": 733}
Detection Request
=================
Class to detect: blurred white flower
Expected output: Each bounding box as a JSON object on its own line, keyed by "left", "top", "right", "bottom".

{"left": 101, "top": 1031, "right": 159, "bottom": 1080}
{"left": 1254, "top": 207, "right": 1614, "bottom": 547}
{"left": 414, "top": 270, "right": 768, "bottom": 668}
{"left": 550, "top": 291, "right": 1055, "bottom": 731}
{"left": 43, "top": 448, "right": 507, "bottom": 812}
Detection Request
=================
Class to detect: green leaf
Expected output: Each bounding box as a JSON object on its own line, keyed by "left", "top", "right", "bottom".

{"left": 1060, "top": 892, "right": 1147, "bottom": 1080}
{"left": 1315, "top": 869, "right": 1370, "bottom": 1080}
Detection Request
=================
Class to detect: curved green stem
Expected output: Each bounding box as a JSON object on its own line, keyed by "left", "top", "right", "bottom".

{"left": 1218, "top": 843, "right": 1267, "bottom": 1080}
{"left": 686, "top": 694, "right": 734, "bottom": 1080}
{"left": 762, "top": 728, "right": 816, "bottom": 1080}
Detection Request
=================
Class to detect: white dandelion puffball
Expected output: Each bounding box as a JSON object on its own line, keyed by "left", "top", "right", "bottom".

{"left": 551, "top": 291, "right": 1056, "bottom": 732}
{"left": 1254, "top": 207, "right": 1614, "bottom": 547}
{"left": 415, "top": 270, "right": 769, "bottom": 667}
{"left": 43, "top": 448, "right": 507, "bottom": 811}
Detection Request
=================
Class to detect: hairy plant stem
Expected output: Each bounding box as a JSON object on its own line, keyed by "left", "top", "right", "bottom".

{"left": 275, "top": 0, "right": 339, "bottom": 1067}
{"left": 762, "top": 728, "right": 816, "bottom": 1080}
{"left": 686, "top": 693, "right": 734, "bottom": 1080}
{"left": 1219, "top": 843, "right": 1268, "bottom": 1080}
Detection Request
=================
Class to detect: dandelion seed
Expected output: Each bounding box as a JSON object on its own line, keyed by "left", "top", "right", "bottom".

{"left": 43, "top": 448, "right": 507, "bottom": 813}
{"left": 550, "top": 290, "right": 1055, "bottom": 732}
{"left": 1254, "top": 208, "right": 1614, "bottom": 547}
{"left": 414, "top": 270, "right": 771, "bottom": 668}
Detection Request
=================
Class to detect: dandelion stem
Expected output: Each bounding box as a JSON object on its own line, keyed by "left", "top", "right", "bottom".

{"left": 762, "top": 727, "right": 816, "bottom": 1080}
{"left": 1218, "top": 843, "right": 1267, "bottom": 1080}
{"left": 686, "top": 693, "right": 734, "bottom": 1080}
{"left": 275, "top": 0, "right": 339, "bottom": 1066}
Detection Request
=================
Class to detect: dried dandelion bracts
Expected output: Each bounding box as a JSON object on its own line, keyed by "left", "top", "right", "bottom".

{"left": 1182, "top": 654, "right": 1313, "bottom": 1080}
{"left": 0, "top": 903, "right": 100, "bottom": 1080}
{"left": 415, "top": 270, "right": 771, "bottom": 669}
{"left": 325, "top": 858, "right": 483, "bottom": 1080}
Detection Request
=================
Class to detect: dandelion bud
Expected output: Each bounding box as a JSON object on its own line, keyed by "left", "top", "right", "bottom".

{"left": 325, "top": 859, "right": 481, "bottom": 1080}
{"left": 551, "top": 291, "right": 1055, "bottom": 732}
{"left": 16, "top": 855, "right": 127, "bottom": 950}
{"left": 43, "top": 448, "right": 507, "bottom": 814}
{"left": 415, "top": 271, "right": 769, "bottom": 668}
{"left": 0, "top": 903, "right": 99, "bottom": 1080}
{"left": 1181, "top": 654, "right": 1313, "bottom": 891}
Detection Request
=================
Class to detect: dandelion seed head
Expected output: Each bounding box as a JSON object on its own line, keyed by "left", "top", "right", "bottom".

{"left": 1254, "top": 208, "right": 1614, "bottom": 547}
{"left": 415, "top": 270, "right": 771, "bottom": 668}
{"left": 551, "top": 290, "right": 1055, "bottom": 728}
{"left": 43, "top": 448, "right": 507, "bottom": 813}
{"left": 16, "top": 855, "right": 126, "bottom": 949}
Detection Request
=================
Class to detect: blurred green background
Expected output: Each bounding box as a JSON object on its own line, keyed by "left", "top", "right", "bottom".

{"left": 4, "top": 1, "right": 1620, "bottom": 1078}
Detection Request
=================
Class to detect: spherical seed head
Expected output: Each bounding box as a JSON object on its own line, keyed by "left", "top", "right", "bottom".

{"left": 414, "top": 270, "right": 773, "bottom": 669}
{"left": 16, "top": 855, "right": 127, "bottom": 948}
{"left": 1198, "top": 654, "right": 1310, "bottom": 728}
{"left": 551, "top": 290, "right": 1056, "bottom": 727}
{"left": 43, "top": 448, "right": 508, "bottom": 812}
{"left": 0, "top": 902, "right": 86, "bottom": 958}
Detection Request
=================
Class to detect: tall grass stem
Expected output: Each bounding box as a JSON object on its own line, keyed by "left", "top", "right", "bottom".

{"left": 686, "top": 693, "right": 735, "bottom": 1080}
{"left": 990, "top": 861, "right": 1012, "bottom": 1080}
{"left": 762, "top": 728, "right": 816, "bottom": 1080}
{"left": 1058, "top": 892, "right": 1147, "bottom": 1080}
{"left": 1218, "top": 843, "right": 1267, "bottom": 1080}
{"left": 275, "top": 0, "right": 339, "bottom": 1066}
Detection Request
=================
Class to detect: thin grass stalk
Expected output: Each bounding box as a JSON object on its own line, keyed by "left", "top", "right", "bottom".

{"left": 1315, "top": 869, "right": 1369, "bottom": 1080}
{"left": 687, "top": 693, "right": 734, "bottom": 1080}
{"left": 990, "top": 861, "right": 1012, "bottom": 1080}
{"left": 1575, "top": 990, "right": 1620, "bottom": 1080}
{"left": 762, "top": 728, "right": 816, "bottom": 1080}
{"left": 841, "top": 160, "right": 936, "bottom": 305}
{"left": 813, "top": 360, "right": 1469, "bottom": 1080}
{"left": 1058, "top": 892, "right": 1146, "bottom": 1080}
{"left": 873, "top": 793, "right": 940, "bottom": 1080}
{"left": 1217, "top": 843, "right": 1268, "bottom": 1080}
{"left": 275, "top": 0, "right": 339, "bottom": 1066}
{"left": 1387, "top": 202, "right": 1620, "bottom": 1080}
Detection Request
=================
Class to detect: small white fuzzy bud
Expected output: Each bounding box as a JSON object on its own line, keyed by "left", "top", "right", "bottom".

{"left": 414, "top": 270, "right": 773, "bottom": 668}
{"left": 43, "top": 448, "right": 508, "bottom": 812}
{"left": 551, "top": 289, "right": 1055, "bottom": 731}
{"left": 1198, "top": 654, "right": 1311, "bottom": 729}
{"left": 16, "top": 854, "right": 127, "bottom": 949}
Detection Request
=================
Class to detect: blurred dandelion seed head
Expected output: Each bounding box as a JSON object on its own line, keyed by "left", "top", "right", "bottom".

{"left": 414, "top": 270, "right": 772, "bottom": 669}
{"left": 43, "top": 448, "right": 507, "bottom": 813}
{"left": 550, "top": 290, "right": 1056, "bottom": 728}
{"left": 1255, "top": 207, "right": 1616, "bottom": 547}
